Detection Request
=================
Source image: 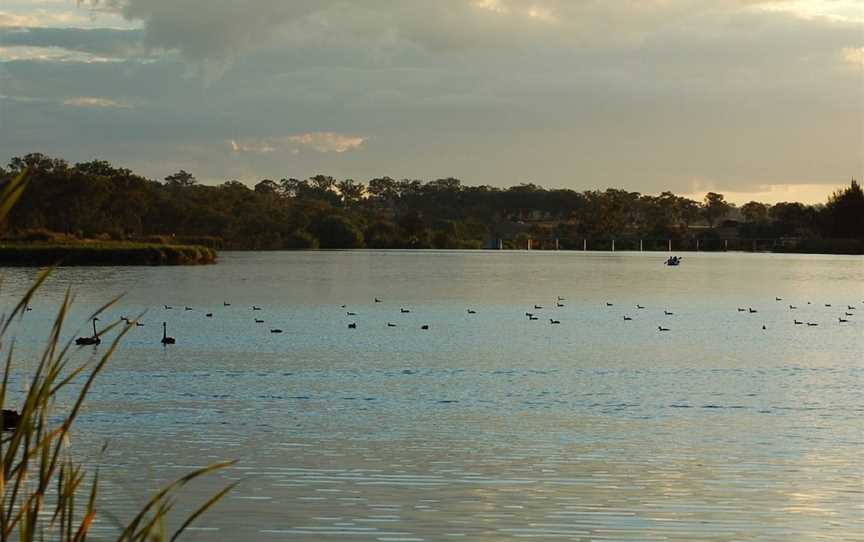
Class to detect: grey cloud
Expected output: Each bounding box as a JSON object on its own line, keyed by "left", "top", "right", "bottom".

{"left": 0, "top": 27, "right": 144, "bottom": 57}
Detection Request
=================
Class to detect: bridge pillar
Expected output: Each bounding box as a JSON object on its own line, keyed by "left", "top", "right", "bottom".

{"left": 668, "top": 239, "right": 672, "bottom": 252}
{"left": 640, "top": 239, "right": 643, "bottom": 252}
{"left": 583, "top": 238, "right": 587, "bottom": 251}
{"left": 555, "top": 238, "right": 559, "bottom": 250}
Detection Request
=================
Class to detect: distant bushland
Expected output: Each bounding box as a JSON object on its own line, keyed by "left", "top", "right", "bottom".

{"left": 1, "top": 153, "right": 861, "bottom": 254}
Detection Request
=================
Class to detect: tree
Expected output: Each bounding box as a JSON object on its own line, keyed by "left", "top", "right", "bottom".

{"left": 312, "top": 215, "right": 364, "bottom": 248}
{"left": 164, "top": 170, "right": 196, "bottom": 187}
{"left": 254, "top": 179, "right": 280, "bottom": 195}
{"left": 822, "top": 179, "right": 864, "bottom": 238}
{"left": 701, "top": 192, "right": 731, "bottom": 228}
{"left": 337, "top": 179, "right": 365, "bottom": 207}
{"left": 741, "top": 201, "right": 769, "bottom": 223}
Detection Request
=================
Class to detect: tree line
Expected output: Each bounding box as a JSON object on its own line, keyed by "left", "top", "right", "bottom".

{"left": 1, "top": 153, "right": 861, "bottom": 250}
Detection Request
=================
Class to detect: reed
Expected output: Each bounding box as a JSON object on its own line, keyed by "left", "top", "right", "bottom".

{"left": 0, "top": 170, "right": 234, "bottom": 540}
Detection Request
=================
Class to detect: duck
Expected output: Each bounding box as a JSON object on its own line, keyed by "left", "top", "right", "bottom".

{"left": 205, "top": 313, "right": 213, "bottom": 318}
{"left": 528, "top": 315, "right": 538, "bottom": 321}
{"left": 164, "top": 305, "right": 173, "bottom": 310}
{"left": 161, "top": 322, "right": 175, "bottom": 345}
{"left": 534, "top": 305, "right": 543, "bottom": 310}
{"left": 387, "top": 322, "right": 397, "bottom": 327}
{"left": 664, "top": 310, "right": 674, "bottom": 316}
{"left": 789, "top": 305, "right": 797, "bottom": 310}
{"left": 467, "top": 309, "right": 477, "bottom": 314}
{"left": 557, "top": 296, "right": 566, "bottom": 301}
{"left": 737, "top": 308, "right": 746, "bottom": 312}
{"left": 636, "top": 305, "right": 645, "bottom": 310}
{"left": 606, "top": 302, "right": 614, "bottom": 307}
{"left": 346, "top": 311, "right": 357, "bottom": 316}
{"left": 75, "top": 318, "right": 101, "bottom": 346}
{"left": 184, "top": 306, "right": 193, "bottom": 311}
{"left": 807, "top": 322, "right": 819, "bottom": 327}
{"left": 794, "top": 320, "right": 803, "bottom": 325}
{"left": 2, "top": 409, "right": 20, "bottom": 430}
{"left": 348, "top": 322, "right": 357, "bottom": 329}
{"left": 400, "top": 308, "right": 411, "bottom": 314}
{"left": 658, "top": 326, "right": 670, "bottom": 332}
{"left": 420, "top": 325, "right": 430, "bottom": 330}
{"left": 623, "top": 315, "right": 632, "bottom": 321}
{"left": 374, "top": 298, "right": 382, "bottom": 303}
{"left": 135, "top": 322, "right": 145, "bottom": 327}
{"left": 223, "top": 302, "right": 231, "bottom": 306}
{"left": 845, "top": 312, "right": 854, "bottom": 317}
{"left": 525, "top": 312, "right": 534, "bottom": 317}
{"left": 775, "top": 297, "right": 783, "bottom": 301}
{"left": 270, "top": 328, "right": 283, "bottom": 334}
{"left": 848, "top": 305, "right": 856, "bottom": 310}
{"left": 556, "top": 302, "right": 564, "bottom": 308}
{"left": 749, "top": 308, "right": 758, "bottom": 313}
{"left": 252, "top": 306, "right": 262, "bottom": 311}
{"left": 825, "top": 303, "right": 832, "bottom": 307}
{"left": 839, "top": 317, "right": 848, "bottom": 323}
{"left": 549, "top": 319, "right": 560, "bottom": 324}
{"left": 254, "top": 319, "right": 264, "bottom": 324}
{"left": 120, "top": 316, "right": 131, "bottom": 324}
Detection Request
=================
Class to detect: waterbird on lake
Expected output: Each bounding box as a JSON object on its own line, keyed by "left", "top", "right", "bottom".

{"left": 848, "top": 305, "right": 856, "bottom": 310}
{"left": 528, "top": 315, "right": 538, "bottom": 321}
{"left": 789, "top": 305, "right": 797, "bottom": 310}
{"left": 557, "top": 296, "right": 565, "bottom": 301}
{"left": 606, "top": 302, "right": 614, "bottom": 307}
{"left": 845, "top": 312, "right": 854, "bottom": 317}
{"left": 184, "top": 306, "right": 192, "bottom": 311}
{"left": 205, "top": 313, "right": 213, "bottom": 318}
{"left": 467, "top": 309, "right": 477, "bottom": 314}
{"left": 161, "top": 322, "right": 175, "bottom": 345}
{"left": 120, "top": 316, "right": 130, "bottom": 324}
{"left": 135, "top": 322, "right": 144, "bottom": 327}
{"left": 839, "top": 317, "right": 848, "bottom": 323}
{"left": 374, "top": 298, "right": 382, "bottom": 303}
{"left": 252, "top": 306, "right": 262, "bottom": 311}
{"left": 664, "top": 311, "right": 674, "bottom": 316}
{"left": 270, "top": 328, "right": 283, "bottom": 333}
{"left": 807, "top": 322, "right": 818, "bottom": 326}
{"left": 658, "top": 326, "right": 670, "bottom": 332}
{"left": 387, "top": 322, "right": 397, "bottom": 327}
{"left": 825, "top": 304, "right": 832, "bottom": 307}
{"left": 25, "top": 306, "right": 32, "bottom": 312}
{"left": 400, "top": 308, "right": 411, "bottom": 313}
{"left": 164, "top": 305, "right": 172, "bottom": 310}
{"left": 749, "top": 308, "right": 758, "bottom": 313}
{"left": 636, "top": 305, "right": 645, "bottom": 309}
{"left": 549, "top": 319, "right": 560, "bottom": 324}
{"left": 556, "top": 302, "right": 564, "bottom": 307}
{"left": 421, "top": 325, "right": 430, "bottom": 330}
{"left": 2, "top": 409, "right": 20, "bottom": 430}
{"left": 738, "top": 308, "right": 746, "bottom": 312}
{"left": 775, "top": 297, "right": 783, "bottom": 301}
{"left": 525, "top": 312, "right": 534, "bottom": 317}
{"left": 623, "top": 315, "right": 632, "bottom": 321}
{"left": 254, "top": 319, "right": 264, "bottom": 324}
{"left": 794, "top": 320, "right": 803, "bottom": 325}
{"left": 534, "top": 305, "right": 543, "bottom": 309}
{"left": 348, "top": 322, "right": 356, "bottom": 329}
{"left": 762, "top": 325, "right": 766, "bottom": 330}
{"left": 347, "top": 311, "right": 357, "bottom": 316}
{"left": 223, "top": 302, "right": 231, "bottom": 306}
{"left": 75, "top": 318, "right": 101, "bottom": 346}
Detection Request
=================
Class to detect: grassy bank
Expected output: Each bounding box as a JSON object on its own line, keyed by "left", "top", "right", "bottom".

{"left": 0, "top": 240, "right": 217, "bottom": 266}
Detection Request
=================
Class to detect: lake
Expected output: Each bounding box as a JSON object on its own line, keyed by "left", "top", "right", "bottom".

{"left": 2, "top": 251, "right": 863, "bottom": 541}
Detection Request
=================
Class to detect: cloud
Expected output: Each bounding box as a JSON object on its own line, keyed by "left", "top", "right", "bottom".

{"left": 287, "top": 132, "right": 366, "bottom": 153}
{"left": 62, "top": 96, "right": 132, "bottom": 108}
{"left": 229, "top": 133, "right": 366, "bottom": 155}
{"left": 842, "top": 47, "right": 864, "bottom": 68}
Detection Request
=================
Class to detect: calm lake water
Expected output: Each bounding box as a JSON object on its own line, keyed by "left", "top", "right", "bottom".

{"left": 2, "top": 251, "right": 863, "bottom": 541}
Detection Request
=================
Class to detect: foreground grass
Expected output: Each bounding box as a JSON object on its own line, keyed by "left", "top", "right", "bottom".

{"left": 0, "top": 170, "right": 233, "bottom": 539}
{"left": 0, "top": 241, "right": 216, "bottom": 266}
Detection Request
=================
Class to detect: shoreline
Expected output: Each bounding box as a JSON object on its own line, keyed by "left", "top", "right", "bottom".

{"left": 0, "top": 242, "right": 217, "bottom": 266}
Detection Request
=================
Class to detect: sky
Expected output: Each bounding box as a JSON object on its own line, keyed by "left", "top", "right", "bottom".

{"left": 0, "top": 0, "right": 861, "bottom": 204}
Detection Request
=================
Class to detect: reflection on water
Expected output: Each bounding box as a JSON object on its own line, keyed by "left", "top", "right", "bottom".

{"left": 2, "top": 251, "right": 863, "bottom": 540}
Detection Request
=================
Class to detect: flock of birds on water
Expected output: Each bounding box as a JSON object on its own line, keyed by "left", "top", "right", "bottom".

{"left": 67, "top": 294, "right": 860, "bottom": 347}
